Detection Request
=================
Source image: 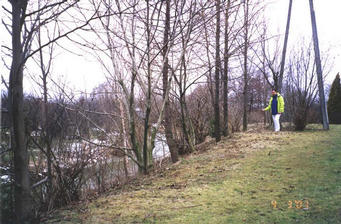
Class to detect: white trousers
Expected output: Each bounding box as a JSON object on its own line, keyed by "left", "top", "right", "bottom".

{"left": 272, "top": 114, "right": 281, "bottom": 132}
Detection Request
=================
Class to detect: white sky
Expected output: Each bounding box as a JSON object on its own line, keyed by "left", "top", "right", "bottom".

{"left": 265, "top": 0, "right": 341, "bottom": 84}
{"left": 1, "top": 0, "right": 340, "bottom": 94}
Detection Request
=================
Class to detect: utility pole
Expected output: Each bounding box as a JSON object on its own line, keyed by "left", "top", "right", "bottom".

{"left": 278, "top": 0, "right": 293, "bottom": 93}
{"left": 308, "top": 0, "right": 329, "bottom": 130}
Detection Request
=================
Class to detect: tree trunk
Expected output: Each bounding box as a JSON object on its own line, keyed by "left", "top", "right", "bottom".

{"left": 214, "top": 0, "right": 221, "bottom": 142}
{"left": 180, "top": 94, "right": 194, "bottom": 152}
{"left": 128, "top": 71, "right": 143, "bottom": 173}
{"left": 308, "top": 0, "right": 329, "bottom": 130}
{"left": 10, "top": 1, "right": 32, "bottom": 222}
{"left": 125, "top": 1, "right": 143, "bottom": 174}
{"left": 142, "top": 0, "right": 153, "bottom": 174}
{"left": 242, "top": 0, "right": 249, "bottom": 132}
{"left": 163, "top": 0, "right": 178, "bottom": 163}
{"left": 119, "top": 99, "right": 129, "bottom": 178}
{"left": 179, "top": 54, "right": 195, "bottom": 153}
{"left": 223, "top": 0, "right": 230, "bottom": 137}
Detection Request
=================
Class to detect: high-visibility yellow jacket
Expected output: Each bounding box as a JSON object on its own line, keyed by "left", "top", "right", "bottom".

{"left": 264, "top": 93, "right": 285, "bottom": 113}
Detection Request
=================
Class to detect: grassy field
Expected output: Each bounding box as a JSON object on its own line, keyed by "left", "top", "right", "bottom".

{"left": 47, "top": 124, "right": 341, "bottom": 224}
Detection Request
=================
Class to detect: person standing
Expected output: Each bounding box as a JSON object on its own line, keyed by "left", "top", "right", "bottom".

{"left": 262, "top": 89, "right": 285, "bottom": 132}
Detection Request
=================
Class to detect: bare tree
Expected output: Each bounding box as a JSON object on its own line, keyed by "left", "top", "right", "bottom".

{"left": 286, "top": 43, "right": 330, "bottom": 130}
{"left": 78, "top": 0, "right": 205, "bottom": 174}
{"left": 4, "top": 0, "right": 102, "bottom": 221}
{"left": 242, "top": 0, "right": 249, "bottom": 131}
{"left": 222, "top": 0, "right": 231, "bottom": 136}
{"left": 214, "top": 0, "right": 221, "bottom": 141}
{"left": 33, "top": 9, "right": 59, "bottom": 210}
{"left": 163, "top": 0, "right": 178, "bottom": 162}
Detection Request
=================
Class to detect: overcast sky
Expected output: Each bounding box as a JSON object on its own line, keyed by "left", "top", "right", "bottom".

{"left": 265, "top": 0, "right": 341, "bottom": 83}
{"left": 1, "top": 0, "right": 340, "bottom": 94}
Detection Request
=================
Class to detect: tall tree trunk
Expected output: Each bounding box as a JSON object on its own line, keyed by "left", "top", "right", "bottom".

{"left": 5, "top": 31, "right": 15, "bottom": 224}
{"left": 179, "top": 50, "right": 195, "bottom": 153}
{"left": 143, "top": 0, "right": 152, "bottom": 174}
{"left": 163, "top": 0, "right": 178, "bottom": 163}
{"left": 126, "top": 0, "right": 143, "bottom": 174}
{"left": 10, "top": 1, "right": 32, "bottom": 222}
{"left": 180, "top": 93, "right": 194, "bottom": 152}
{"left": 223, "top": 0, "right": 230, "bottom": 137}
{"left": 278, "top": 0, "right": 293, "bottom": 92}
{"left": 128, "top": 71, "right": 143, "bottom": 173}
{"left": 214, "top": 0, "right": 221, "bottom": 142}
{"left": 119, "top": 99, "right": 129, "bottom": 178}
{"left": 308, "top": 0, "right": 329, "bottom": 130}
{"left": 242, "top": 0, "right": 249, "bottom": 132}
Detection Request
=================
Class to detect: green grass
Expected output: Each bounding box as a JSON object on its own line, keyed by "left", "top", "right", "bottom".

{"left": 46, "top": 124, "right": 341, "bottom": 224}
